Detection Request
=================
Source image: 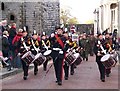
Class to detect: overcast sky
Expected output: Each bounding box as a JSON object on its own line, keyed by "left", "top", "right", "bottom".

{"left": 60, "top": 0, "right": 101, "bottom": 24}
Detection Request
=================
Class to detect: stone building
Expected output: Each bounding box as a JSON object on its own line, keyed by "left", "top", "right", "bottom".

{"left": 94, "top": 0, "right": 119, "bottom": 36}
{"left": 0, "top": 0, "right": 60, "bottom": 35}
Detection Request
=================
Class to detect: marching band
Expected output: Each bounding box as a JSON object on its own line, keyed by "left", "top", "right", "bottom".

{"left": 0, "top": 23, "right": 119, "bottom": 86}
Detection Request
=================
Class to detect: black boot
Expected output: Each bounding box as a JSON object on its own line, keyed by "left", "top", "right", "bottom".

{"left": 58, "top": 81, "right": 62, "bottom": 86}
{"left": 23, "top": 76, "right": 28, "bottom": 80}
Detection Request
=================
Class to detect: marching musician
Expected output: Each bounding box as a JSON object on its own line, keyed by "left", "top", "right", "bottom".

{"left": 17, "top": 28, "right": 31, "bottom": 80}
{"left": 50, "top": 26, "right": 67, "bottom": 86}
{"left": 103, "top": 33, "right": 113, "bottom": 77}
{"left": 41, "top": 32, "right": 51, "bottom": 71}
{"left": 93, "top": 34, "right": 106, "bottom": 82}
{"left": 63, "top": 33, "right": 78, "bottom": 80}
{"left": 30, "top": 30, "right": 41, "bottom": 76}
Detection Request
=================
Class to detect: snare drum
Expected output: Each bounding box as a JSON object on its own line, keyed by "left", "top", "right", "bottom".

{"left": 73, "top": 53, "right": 82, "bottom": 65}
{"left": 21, "top": 51, "right": 35, "bottom": 65}
{"left": 100, "top": 54, "right": 116, "bottom": 69}
{"left": 33, "top": 53, "right": 46, "bottom": 65}
{"left": 43, "top": 50, "right": 52, "bottom": 56}
{"left": 65, "top": 52, "right": 76, "bottom": 65}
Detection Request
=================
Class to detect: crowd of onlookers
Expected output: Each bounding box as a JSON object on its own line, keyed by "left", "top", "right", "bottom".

{"left": 0, "top": 20, "right": 22, "bottom": 71}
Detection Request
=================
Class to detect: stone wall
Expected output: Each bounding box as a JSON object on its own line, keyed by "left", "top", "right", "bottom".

{"left": 42, "top": 0, "right": 60, "bottom": 35}
{"left": 1, "top": 0, "right": 60, "bottom": 35}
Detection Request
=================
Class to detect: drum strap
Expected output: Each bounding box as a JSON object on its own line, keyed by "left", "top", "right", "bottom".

{"left": 55, "top": 34, "right": 64, "bottom": 49}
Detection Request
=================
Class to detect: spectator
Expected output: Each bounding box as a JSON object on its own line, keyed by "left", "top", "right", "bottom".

{"left": 2, "top": 31, "right": 12, "bottom": 71}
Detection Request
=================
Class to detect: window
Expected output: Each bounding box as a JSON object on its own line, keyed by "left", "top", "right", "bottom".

{"left": 110, "top": 3, "right": 117, "bottom": 9}
{"left": 1, "top": 2, "right": 4, "bottom": 10}
{"left": 10, "top": 15, "right": 15, "bottom": 20}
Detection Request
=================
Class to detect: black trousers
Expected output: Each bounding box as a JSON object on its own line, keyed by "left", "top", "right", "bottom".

{"left": 53, "top": 55, "right": 64, "bottom": 82}
{"left": 64, "top": 62, "right": 74, "bottom": 78}
{"left": 43, "top": 56, "right": 51, "bottom": 70}
{"left": 96, "top": 61, "right": 105, "bottom": 80}
{"left": 21, "top": 60, "right": 38, "bottom": 76}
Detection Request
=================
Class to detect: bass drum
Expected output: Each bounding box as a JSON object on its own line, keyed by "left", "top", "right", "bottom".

{"left": 101, "top": 54, "right": 117, "bottom": 69}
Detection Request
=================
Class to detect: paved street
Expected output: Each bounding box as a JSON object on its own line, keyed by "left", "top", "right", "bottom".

{"left": 2, "top": 55, "right": 119, "bottom": 89}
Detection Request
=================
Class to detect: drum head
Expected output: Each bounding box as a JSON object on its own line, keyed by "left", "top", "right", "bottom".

{"left": 74, "top": 53, "right": 80, "bottom": 59}
{"left": 101, "top": 54, "right": 110, "bottom": 62}
{"left": 43, "top": 50, "right": 52, "bottom": 56}
{"left": 34, "top": 53, "right": 42, "bottom": 61}
{"left": 21, "top": 51, "right": 31, "bottom": 59}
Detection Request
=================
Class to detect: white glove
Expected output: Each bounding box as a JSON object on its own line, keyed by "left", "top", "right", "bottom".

{"left": 18, "top": 53, "right": 21, "bottom": 56}
{"left": 59, "top": 51, "right": 63, "bottom": 54}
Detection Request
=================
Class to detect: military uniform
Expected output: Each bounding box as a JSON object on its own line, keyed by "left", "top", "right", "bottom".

{"left": 80, "top": 35, "right": 89, "bottom": 61}
{"left": 18, "top": 30, "right": 39, "bottom": 80}
{"left": 103, "top": 35, "right": 113, "bottom": 77}
{"left": 41, "top": 36, "right": 51, "bottom": 71}
{"left": 30, "top": 34, "right": 41, "bottom": 76}
{"left": 94, "top": 35, "right": 106, "bottom": 82}
{"left": 18, "top": 34, "right": 31, "bottom": 80}
{"left": 50, "top": 27, "right": 67, "bottom": 85}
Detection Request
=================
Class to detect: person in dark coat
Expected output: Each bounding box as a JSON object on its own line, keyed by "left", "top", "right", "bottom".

{"left": 2, "top": 31, "right": 12, "bottom": 71}
{"left": 80, "top": 34, "right": 89, "bottom": 61}
{"left": 94, "top": 34, "right": 106, "bottom": 82}
{"left": 41, "top": 32, "right": 51, "bottom": 71}
{"left": 50, "top": 26, "right": 67, "bottom": 85}
{"left": 17, "top": 29, "right": 31, "bottom": 80}
{"left": 8, "top": 23, "right": 17, "bottom": 68}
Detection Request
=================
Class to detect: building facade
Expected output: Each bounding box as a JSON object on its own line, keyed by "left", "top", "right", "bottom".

{"left": 94, "top": 0, "right": 119, "bottom": 37}
{"left": 0, "top": 0, "right": 60, "bottom": 35}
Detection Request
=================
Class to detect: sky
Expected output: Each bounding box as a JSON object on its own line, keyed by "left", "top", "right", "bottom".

{"left": 60, "top": 0, "right": 101, "bottom": 24}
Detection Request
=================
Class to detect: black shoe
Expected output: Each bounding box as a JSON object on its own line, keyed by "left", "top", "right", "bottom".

{"left": 101, "top": 79, "right": 105, "bottom": 82}
{"left": 7, "top": 68, "right": 11, "bottom": 71}
{"left": 55, "top": 80, "right": 58, "bottom": 83}
{"left": 34, "top": 71, "right": 38, "bottom": 75}
{"left": 65, "top": 77, "right": 68, "bottom": 80}
{"left": 71, "top": 71, "right": 74, "bottom": 75}
{"left": 58, "top": 81, "right": 62, "bottom": 86}
{"left": 83, "top": 58, "right": 85, "bottom": 61}
{"left": 74, "top": 65, "right": 77, "bottom": 68}
{"left": 106, "top": 74, "right": 109, "bottom": 77}
{"left": 43, "top": 67, "right": 47, "bottom": 71}
{"left": 86, "top": 58, "right": 88, "bottom": 61}
{"left": 23, "top": 76, "right": 27, "bottom": 80}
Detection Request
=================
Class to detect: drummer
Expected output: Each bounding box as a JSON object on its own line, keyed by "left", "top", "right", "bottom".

{"left": 41, "top": 32, "right": 51, "bottom": 71}
{"left": 30, "top": 30, "right": 41, "bottom": 75}
{"left": 17, "top": 28, "right": 31, "bottom": 80}
{"left": 63, "top": 31, "right": 78, "bottom": 80}
{"left": 93, "top": 33, "right": 106, "bottom": 82}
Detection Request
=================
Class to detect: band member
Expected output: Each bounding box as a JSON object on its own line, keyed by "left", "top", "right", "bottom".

{"left": 50, "top": 26, "right": 67, "bottom": 85}
{"left": 94, "top": 34, "right": 106, "bottom": 82}
{"left": 17, "top": 29, "right": 31, "bottom": 80}
{"left": 30, "top": 30, "right": 41, "bottom": 75}
{"left": 63, "top": 34, "right": 78, "bottom": 80}
{"left": 104, "top": 33, "right": 113, "bottom": 77}
{"left": 41, "top": 32, "right": 51, "bottom": 71}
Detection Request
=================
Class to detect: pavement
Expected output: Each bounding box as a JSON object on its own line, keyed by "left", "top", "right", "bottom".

{"left": 1, "top": 55, "right": 119, "bottom": 89}
{"left": 0, "top": 64, "right": 34, "bottom": 79}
